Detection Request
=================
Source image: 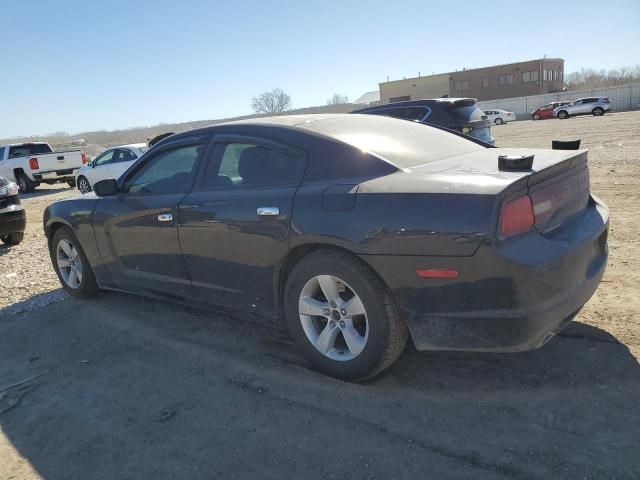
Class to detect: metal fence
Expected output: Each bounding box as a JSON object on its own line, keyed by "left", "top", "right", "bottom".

{"left": 477, "top": 83, "right": 640, "bottom": 119}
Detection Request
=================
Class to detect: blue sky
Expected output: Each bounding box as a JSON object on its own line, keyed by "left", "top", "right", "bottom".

{"left": 1, "top": 0, "right": 639, "bottom": 138}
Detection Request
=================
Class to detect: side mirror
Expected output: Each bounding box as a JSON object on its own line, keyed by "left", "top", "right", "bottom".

{"left": 94, "top": 178, "right": 118, "bottom": 197}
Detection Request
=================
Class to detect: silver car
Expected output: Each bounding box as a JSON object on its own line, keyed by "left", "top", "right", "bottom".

{"left": 553, "top": 97, "right": 611, "bottom": 119}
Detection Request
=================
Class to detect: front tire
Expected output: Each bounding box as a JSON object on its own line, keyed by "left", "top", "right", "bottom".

{"left": 1, "top": 232, "right": 24, "bottom": 245}
{"left": 50, "top": 227, "right": 99, "bottom": 298}
{"left": 77, "top": 176, "right": 92, "bottom": 194}
{"left": 283, "top": 250, "right": 408, "bottom": 381}
{"left": 495, "top": 118, "right": 504, "bottom": 125}
{"left": 533, "top": 114, "right": 540, "bottom": 120}
{"left": 557, "top": 110, "right": 569, "bottom": 119}
{"left": 592, "top": 107, "right": 604, "bottom": 116}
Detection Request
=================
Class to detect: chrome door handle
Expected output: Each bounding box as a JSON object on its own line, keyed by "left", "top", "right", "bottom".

{"left": 257, "top": 207, "right": 280, "bottom": 217}
{"left": 158, "top": 213, "right": 173, "bottom": 222}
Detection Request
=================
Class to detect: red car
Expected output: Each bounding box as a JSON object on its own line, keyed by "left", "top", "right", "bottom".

{"left": 531, "top": 101, "right": 571, "bottom": 120}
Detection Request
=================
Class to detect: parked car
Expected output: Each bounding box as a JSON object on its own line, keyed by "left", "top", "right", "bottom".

{"left": 352, "top": 98, "right": 494, "bottom": 144}
{"left": 0, "top": 176, "right": 25, "bottom": 245}
{"left": 75, "top": 143, "right": 148, "bottom": 194}
{"left": 0, "top": 142, "right": 87, "bottom": 193}
{"left": 44, "top": 114, "right": 608, "bottom": 381}
{"left": 553, "top": 97, "right": 612, "bottom": 119}
{"left": 531, "top": 101, "right": 571, "bottom": 120}
{"left": 483, "top": 109, "right": 516, "bottom": 125}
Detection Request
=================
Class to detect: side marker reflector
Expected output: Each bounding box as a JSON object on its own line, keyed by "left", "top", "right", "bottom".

{"left": 416, "top": 269, "right": 459, "bottom": 279}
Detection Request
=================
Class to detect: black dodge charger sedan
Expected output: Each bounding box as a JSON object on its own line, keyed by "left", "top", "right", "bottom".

{"left": 43, "top": 114, "right": 608, "bottom": 380}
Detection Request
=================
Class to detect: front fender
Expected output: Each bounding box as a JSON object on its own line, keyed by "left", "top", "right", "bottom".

{"left": 43, "top": 196, "right": 111, "bottom": 286}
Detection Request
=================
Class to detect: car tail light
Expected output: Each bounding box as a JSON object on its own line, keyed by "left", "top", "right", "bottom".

{"left": 499, "top": 195, "right": 534, "bottom": 238}
{"left": 29, "top": 157, "right": 39, "bottom": 170}
{"left": 81, "top": 151, "right": 87, "bottom": 164}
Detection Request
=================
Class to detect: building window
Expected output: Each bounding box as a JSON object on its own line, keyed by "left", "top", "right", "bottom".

{"left": 482, "top": 77, "right": 489, "bottom": 88}
{"left": 522, "top": 71, "right": 539, "bottom": 83}
{"left": 454, "top": 80, "right": 468, "bottom": 91}
{"left": 498, "top": 74, "right": 514, "bottom": 86}
{"left": 543, "top": 70, "right": 547, "bottom": 81}
{"left": 389, "top": 95, "right": 410, "bottom": 103}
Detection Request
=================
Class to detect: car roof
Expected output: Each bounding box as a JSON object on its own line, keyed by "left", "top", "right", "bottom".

{"left": 104, "top": 143, "right": 147, "bottom": 151}
{"left": 352, "top": 98, "right": 477, "bottom": 113}
{"left": 168, "top": 113, "right": 485, "bottom": 170}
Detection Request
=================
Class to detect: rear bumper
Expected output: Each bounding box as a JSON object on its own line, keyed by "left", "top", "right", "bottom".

{"left": 0, "top": 205, "right": 26, "bottom": 236}
{"left": 33, "top": 168, "right": 79, "bottom": 182}
{"left": 361, "top": 196, "right": 609, "bottom": 352}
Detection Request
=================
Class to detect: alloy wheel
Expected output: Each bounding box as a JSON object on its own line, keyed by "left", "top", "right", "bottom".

{"left": 56, "top": 239, "right": 83, "bottom": 289}
{"left": 298, "top": 275, "right": 369, "bottom": 361}
{"left": 78, "top": 177, "right": 91, "bottom": 194}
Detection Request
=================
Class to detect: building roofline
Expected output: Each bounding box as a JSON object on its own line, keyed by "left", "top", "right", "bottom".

{"left": 380, "top": 58, "right": 564, "bottom": 86}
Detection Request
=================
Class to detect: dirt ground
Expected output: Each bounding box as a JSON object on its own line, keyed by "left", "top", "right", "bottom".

{"left": 1, "top": 112, "right": 639, "bottom": 479}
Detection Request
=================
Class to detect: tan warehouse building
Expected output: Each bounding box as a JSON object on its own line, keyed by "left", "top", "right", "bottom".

{"left": 379, "top": 58, "right": 565, "bottom": 103}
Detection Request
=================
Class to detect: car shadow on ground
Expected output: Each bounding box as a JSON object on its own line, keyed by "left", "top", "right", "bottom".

{"left": 19, "top": 186, "right": 73, "bottom": 199}
{"left": 0, "top": 292, "right": 638, "bottom": 479}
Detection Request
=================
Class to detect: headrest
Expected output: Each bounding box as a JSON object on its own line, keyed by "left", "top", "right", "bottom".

{"left": 238, "top": 146, "right": 277, "bottom": 184}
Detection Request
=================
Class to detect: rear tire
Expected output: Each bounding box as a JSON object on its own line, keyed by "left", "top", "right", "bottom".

{"left": 558, "top": 110, "right": 569, "bottom": 119}
{"left": 592, "top": 107, "right": 604, "bottom": 116}
{"left": 16, "top": 172, "right": 35, "bottom": 193}
{"left": 1, "top": 232, "right": 24, "bottom": 245}
{"left": 50, "top": 227, "right": 99, "bottom": 298}
{"left": 77, "top": 176, "right": 92, "bottom": 194}
{"left": 495, "top": 118, "right": 504, "bottom": 125}
{"left": 283, "top": 249, "right": 408, "bottom": 381}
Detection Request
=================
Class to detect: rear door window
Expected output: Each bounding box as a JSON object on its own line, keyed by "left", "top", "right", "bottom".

{"left": 200, "top": 140, "right": 306, "bottom": 190}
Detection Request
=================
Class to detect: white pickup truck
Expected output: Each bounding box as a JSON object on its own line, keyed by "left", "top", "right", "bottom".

{"left": 0, "top": 142, "right": 87, "bottom": 193}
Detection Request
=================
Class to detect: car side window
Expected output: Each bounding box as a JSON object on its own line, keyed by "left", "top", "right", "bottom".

{"left": 93, "top": 150, "right": 115, "bottom": 167}
{"left": 0, "top": 147, "right": 5, "bottom": 161}
{"left": 113, "top": 149, "right": 136, "bottom": 163}
{"left": 200, "top": 141, "right": 305, "bottom": 190}
{"left": 124, "top": 144, "right": 202, "bottom": 194}
{"left": 371, "top": 107, "right": 428, "bottom": 122}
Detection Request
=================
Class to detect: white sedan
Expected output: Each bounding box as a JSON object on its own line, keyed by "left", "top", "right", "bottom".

{"left": 76, "top": 143, "right": 148, "bottom": 193}
{"left": 483, "top": 109, "right": 516, "bottom": 125}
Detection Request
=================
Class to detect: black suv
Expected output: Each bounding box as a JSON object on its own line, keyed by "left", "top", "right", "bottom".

{"left": 352, "top": 98, "right": 494, "bottom": 145}
{"left": 0, "top": 176, "right": 26, "bottom": 245}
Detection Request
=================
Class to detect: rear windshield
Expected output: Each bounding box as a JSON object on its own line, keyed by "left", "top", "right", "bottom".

{"left": 8, "top": 143, "right": 53, "bottom": 158}
{"left": 302, "top": 114, "right": 485, "bottom": 168}
{"left": 449, "top": 105, "right": 486, "bottom": 123}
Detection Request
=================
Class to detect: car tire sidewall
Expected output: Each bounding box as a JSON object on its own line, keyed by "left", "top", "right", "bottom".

{"left": 50, "top": 227, "right": 99, "bottom": 298}
{"left": 533, "top": 114, "right": 540, "bottom": 120}
{"left": 283, "top": 252, "right": 394, "bottom": 380}
{"left": 593, "top": 108, "right": 603, "bottom": 116}
{"left": 17, "top": 174, "right": 30, "bottom": 193}
{"left": 1, "top": 232, "right": 24, "bottom": 245}
{"left": 558, "top": 111, "right": 568, "bottom": 119}
{"left": 78, "top": 177, "right": 91, "bottom": 193}
{"left": 495, "top": 118, "right": 503, "bottom": 125}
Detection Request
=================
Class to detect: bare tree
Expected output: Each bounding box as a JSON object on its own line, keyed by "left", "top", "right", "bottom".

{"left": 251, "top": 88, "right": 292, "bottom": 114}
{"left": 326, "top": 93, "right": 349, "bottom": 105}
{"left": 565, "top": 64, "right": 640, "bottom": 90}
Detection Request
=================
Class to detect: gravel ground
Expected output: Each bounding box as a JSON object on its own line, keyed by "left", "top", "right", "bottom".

{"left": 0, "top": 111, "right": 639, "bottom": 479}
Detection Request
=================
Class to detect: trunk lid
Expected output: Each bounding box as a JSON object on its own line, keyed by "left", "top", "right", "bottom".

{"left": 361, "top": 147, "right": 590, "bottom": 232}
